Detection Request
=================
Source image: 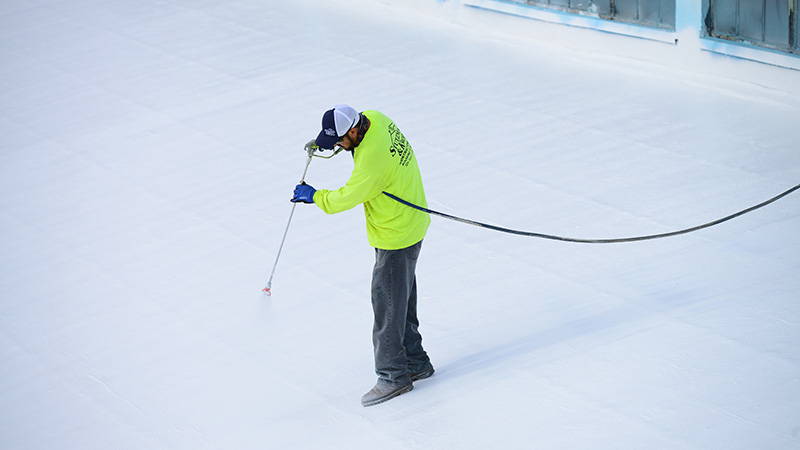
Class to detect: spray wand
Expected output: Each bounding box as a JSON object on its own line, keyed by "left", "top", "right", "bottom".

{"left": 262, "top": 141, "right": 343, "bottom": 295}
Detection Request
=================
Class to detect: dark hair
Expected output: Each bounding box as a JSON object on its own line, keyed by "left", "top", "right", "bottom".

{"left": 354, "top": 113, "right": 370, "bottom": 146}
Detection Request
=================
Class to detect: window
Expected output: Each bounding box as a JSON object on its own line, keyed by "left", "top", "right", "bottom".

{"left": 515, "top": 0, "right": 676, "bottom": 30}
{"left": 704, "top": 0, "right": 799, "bottom": 54}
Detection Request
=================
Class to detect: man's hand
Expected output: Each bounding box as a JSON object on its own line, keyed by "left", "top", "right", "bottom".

{"left": 291, "top": 182, "right": 316, "bottom": 203}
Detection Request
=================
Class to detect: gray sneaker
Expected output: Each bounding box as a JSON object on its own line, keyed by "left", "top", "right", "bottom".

{"left": 361, "top": 380, "right": 413, "bottom": 407}
{"left": 410, "top": 365, "right": 435, "bottom": 382}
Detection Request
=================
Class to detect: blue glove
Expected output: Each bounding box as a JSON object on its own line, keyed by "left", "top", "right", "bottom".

{"left": 291, "top": 182, "right": 316, "bottom": 203}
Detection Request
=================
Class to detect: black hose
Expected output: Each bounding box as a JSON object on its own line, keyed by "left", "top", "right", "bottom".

{"left": 382, "top": 183, "right": 800, "bottom": 244}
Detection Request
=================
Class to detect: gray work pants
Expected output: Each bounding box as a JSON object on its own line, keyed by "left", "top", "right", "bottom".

{"left": 371, "top": 240, "right": 430, "bottom": 385}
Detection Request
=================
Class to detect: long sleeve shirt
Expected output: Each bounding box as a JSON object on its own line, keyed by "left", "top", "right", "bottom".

{"left": 313, "top": 110, "right": 430, "bottom": 250}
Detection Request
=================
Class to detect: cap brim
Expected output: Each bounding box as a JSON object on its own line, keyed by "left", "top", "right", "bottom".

{"left": 315, "top": 131, "right": 338, "bottom": 150}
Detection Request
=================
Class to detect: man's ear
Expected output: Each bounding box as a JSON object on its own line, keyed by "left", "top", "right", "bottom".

{"left": 348, "top": 127, "right": 358, "bottom": 139}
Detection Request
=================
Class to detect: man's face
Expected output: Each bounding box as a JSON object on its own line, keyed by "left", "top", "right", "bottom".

{"left": 337, "top": 128, "right": 356, "bottom": 151}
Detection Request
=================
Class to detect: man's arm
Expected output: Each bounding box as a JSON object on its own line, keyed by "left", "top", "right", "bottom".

{"left": 314, "top": 162, "right": 386, "bottom": 214}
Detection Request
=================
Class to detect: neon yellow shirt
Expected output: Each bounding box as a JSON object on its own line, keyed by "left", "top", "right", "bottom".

{"left": 313, "top": 110, "right": 430, "bottom": 250}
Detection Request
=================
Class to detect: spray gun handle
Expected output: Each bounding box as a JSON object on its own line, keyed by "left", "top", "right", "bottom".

{"left": 304, "top": 139, "right": 319, "bottom": 158}
{"left": 304, "top": 138, "right": 346, "bottom": 160}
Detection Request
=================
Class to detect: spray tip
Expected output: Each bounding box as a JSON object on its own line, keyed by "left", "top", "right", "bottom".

{"left": 262, "top": 287, "right": 272, "bottom": 296}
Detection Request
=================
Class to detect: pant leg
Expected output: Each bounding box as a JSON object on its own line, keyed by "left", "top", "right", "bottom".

{"left": 403, "top": 264, "right": 431, "bottom": 374}
{"left": 371, "top": 240, "right": 424, "bottom": 385}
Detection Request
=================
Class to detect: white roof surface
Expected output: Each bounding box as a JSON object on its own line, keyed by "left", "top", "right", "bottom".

{"left": 2, "top": 1, "right": 799, "bottom": 449}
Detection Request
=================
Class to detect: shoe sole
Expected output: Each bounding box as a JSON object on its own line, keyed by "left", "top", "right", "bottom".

{"left": 361, "top": 384, "right": 413, "bottom": 407}
{"left": 410, "top": 368, "right": 434, "bottom": 382}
